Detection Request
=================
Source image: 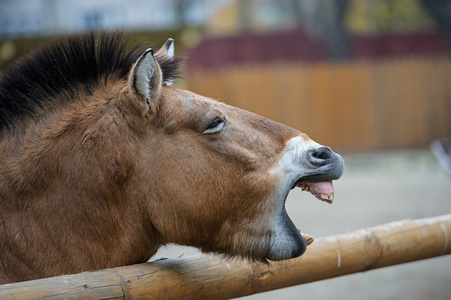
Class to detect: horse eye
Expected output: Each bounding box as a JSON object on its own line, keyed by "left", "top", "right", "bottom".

{"left": 203, "top": 116, "right": 226, "bottom": 134}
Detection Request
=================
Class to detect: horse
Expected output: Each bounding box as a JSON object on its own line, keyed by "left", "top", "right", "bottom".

{"left": 0, "top": 32, "right": 344, "bottom": 284}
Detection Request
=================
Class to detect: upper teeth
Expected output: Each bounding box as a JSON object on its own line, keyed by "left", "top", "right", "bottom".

{"left": 299, "top": 183, "right": 334, "bottom": 204}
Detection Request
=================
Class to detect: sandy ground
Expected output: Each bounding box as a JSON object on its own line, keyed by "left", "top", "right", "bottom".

{"left": 154, "top": 149, "right": 451, "bottom": 300}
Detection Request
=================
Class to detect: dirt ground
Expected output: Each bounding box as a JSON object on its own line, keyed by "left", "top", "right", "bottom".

{"left": 154, "top": 148, "right": 451, "bottom": 300}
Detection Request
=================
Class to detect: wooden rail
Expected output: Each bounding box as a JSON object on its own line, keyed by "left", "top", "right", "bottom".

{"left": 1, "top": 214, "right": 450, "bottom": 299}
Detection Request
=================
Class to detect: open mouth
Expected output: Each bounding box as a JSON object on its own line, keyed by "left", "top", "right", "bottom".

{"left": 293, "top": 180, "right": 336, "bottom": 246}
{"left": 285, "top": 174, "right": 338, "bottom": 247}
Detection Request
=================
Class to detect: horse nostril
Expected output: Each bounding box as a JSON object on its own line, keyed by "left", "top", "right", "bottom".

{"left": 308, "top": 146, "right": 333, "bottom": 166}
{"left": 313, "top": 146, "right": 332, "bottom": 160}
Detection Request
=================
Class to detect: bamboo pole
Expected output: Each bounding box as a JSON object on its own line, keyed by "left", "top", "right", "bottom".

{"left": 1, "top": 214, "right": 450, "bottom": 299}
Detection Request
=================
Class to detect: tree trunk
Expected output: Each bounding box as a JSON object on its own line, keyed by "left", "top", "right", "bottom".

{"left": 420, "top": 0, "right": 451, "bottom": 54}
{"left": 329, "top": 0, "right": 350, "bottom": 61}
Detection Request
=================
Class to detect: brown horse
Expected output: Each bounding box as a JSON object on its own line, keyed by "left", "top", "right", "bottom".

{"left": 0, "top": 32, "right": 344, "bottom": 284}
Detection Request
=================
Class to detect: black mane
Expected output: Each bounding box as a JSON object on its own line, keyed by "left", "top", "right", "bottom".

{"left": 0, "top": 31, "right": 181, "bottom": 132}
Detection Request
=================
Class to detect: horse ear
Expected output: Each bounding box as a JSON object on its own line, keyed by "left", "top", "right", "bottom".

{"left": 128, "top": 48, "right": 162, "bottom": 115}
{"left": 155, "top": 38, "right": 175, "bottom": 86}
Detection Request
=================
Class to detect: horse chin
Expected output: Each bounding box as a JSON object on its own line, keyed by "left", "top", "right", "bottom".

{"left": 267, "top": 205, "right": 307, "bottom": 261}
{"left": 266, "top": 179, "right": 339, "bottom": 261}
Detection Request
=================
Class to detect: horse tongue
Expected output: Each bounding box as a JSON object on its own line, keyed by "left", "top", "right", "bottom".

{"left": 305, "top": 181, "right": 335, "bottom": 204}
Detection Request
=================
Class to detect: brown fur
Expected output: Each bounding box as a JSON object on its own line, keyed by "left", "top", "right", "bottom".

{"left": 0, "top": 33, "right": 317, "bottom": 284}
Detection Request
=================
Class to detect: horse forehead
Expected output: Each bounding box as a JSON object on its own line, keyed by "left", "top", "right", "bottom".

{"left": 181, "top": 91, "right": 196, "bottom": 112}
{"left": 164, "top": 88, "right": 209, "bottom": 110}
{"left": 162, "top": 88, "right": 302, "bottom": 141}
{"left": 167, "top": 89, "right": 225, "bottom": 117}
{"left": 184, "top": 92, "right": 221, "bottom": 110}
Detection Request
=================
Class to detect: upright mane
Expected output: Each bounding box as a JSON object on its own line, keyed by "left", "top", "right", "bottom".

{"left": 0, "top": 31, "right": 181, "bottom": 132}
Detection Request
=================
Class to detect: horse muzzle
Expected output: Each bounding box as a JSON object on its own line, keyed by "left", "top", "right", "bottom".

{"left": 267, "top": 136, "right": 344, "bottom": 261}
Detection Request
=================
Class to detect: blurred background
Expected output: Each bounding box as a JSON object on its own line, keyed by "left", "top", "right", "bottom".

{"left": 1, "top": 0, "right": 450, "bottom": 150}
{"left": 1, "top": 0, "right": 450, "bottom": 299}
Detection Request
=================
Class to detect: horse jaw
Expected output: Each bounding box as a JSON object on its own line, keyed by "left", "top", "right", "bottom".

{"left": 267, "top": 200, "right": 307, "bottom": 260}
{"left": 266, "top": 136, "right": 344, "bottom": 261}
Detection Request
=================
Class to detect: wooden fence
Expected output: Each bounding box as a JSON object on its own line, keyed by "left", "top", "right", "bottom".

{"left": 187, "top": 57, "right": 451, "bottom": 151}
{"left": 1, "top": 214, "right": 450, "bottom": 299}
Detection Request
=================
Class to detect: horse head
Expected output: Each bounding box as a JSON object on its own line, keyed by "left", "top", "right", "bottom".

{"left": 125, "top": 39, "right": 344, "bottom": 261}
{"left": 0, "top": 33, "right": 343, "bottom": 283}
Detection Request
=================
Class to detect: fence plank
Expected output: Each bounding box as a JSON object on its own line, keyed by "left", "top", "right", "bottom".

{"left": 1, "top": 214, "right": 450, "bottom": 299}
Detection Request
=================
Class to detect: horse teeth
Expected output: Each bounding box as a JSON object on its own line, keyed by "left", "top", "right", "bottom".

{"left": 320, "top": 193, "right": 334, "bottom": 200}
{"left": 321, "top": 193, "right": 334, "bottom": 204}
{"left": 301, "top": 233, "right": 315, "bottom": 245}
{"left": 302, "top": 185, "right": 309, "bottom": 191}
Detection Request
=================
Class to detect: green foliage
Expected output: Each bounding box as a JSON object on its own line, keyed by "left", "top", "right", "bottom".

{"left": 346, "top": 0, "right": 437, "bottom": 34}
